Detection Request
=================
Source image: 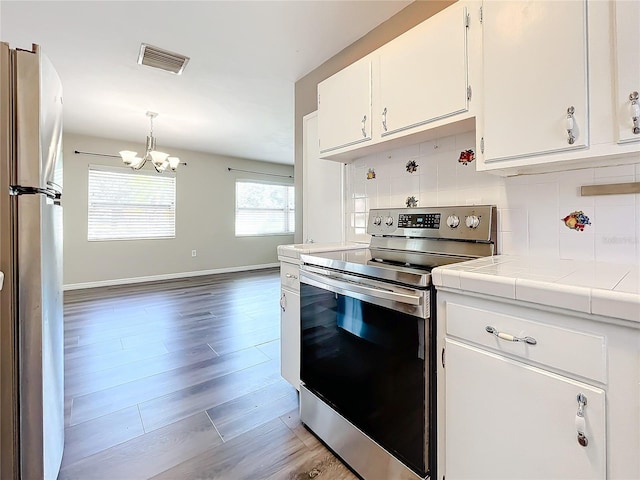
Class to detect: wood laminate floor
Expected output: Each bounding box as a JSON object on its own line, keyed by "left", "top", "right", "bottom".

{"left": 58, "top": 268, "right": 358, "bottom": 480}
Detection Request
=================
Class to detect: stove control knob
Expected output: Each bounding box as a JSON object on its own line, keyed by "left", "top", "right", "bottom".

{"left": 465, "top": 215, "right": 481, "bottom": 229}
{"left": 446, "top": 215, "right": 460, "bottom": 228}
{"left": 373, "top": 216, "right": 382, "bottom": 226}
{"left": 385, "top": 216, "right": 394, "bottom": 226}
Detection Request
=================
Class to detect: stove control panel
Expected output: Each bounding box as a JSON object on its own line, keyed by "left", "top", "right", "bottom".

{"left": 367, "top": 206, "right": 497, "bottom": 242}
{"left": 397, "top": 213, "right": 441, "bottom": 229}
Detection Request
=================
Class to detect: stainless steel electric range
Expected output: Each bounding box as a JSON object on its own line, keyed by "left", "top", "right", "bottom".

{"left": 298, "top": 205, "right": 497, "bottom": 480}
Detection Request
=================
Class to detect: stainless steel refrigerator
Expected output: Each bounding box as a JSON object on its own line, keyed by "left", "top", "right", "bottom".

{"left": 0, "top": 42, "right": 64, "bottom": 480}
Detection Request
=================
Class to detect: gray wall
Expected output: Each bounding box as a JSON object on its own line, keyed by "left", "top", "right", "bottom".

{"left": 63, "top": 132, "right": 294, "bottom": 288}
{"left": 293, "top": 0, "right": 455, "bottom": 242}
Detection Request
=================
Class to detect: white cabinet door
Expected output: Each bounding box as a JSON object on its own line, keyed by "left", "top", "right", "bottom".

{"left": 280, "top": 288, "right": 300, "bottom": 390}
{"left": 445, "top": 339, "right": 606, "bottom": 480}
{"left": 377, "top": 2, "right": 468, "bottom": 137}
{"left": 614, "top": 0, "right": 640, "bottom": 144}
{"left": 302, "top": 112, "right": 344, "bottom": 244}
{"left": 481, "top": 0, "right": 589, "bottom": 163}
{"left": 317, "top": 57, "right": 372, "bottom": 154}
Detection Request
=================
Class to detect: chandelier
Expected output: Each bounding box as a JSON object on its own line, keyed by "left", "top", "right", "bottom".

{"left": 119, "top": 111, "right": 180, "bottom": 172}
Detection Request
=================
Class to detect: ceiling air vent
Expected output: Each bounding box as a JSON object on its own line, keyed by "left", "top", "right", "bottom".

{"left": 137, "top": 43, "right": 189, "bottom": 75}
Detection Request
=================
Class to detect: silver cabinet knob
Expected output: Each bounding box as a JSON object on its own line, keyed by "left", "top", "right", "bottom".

{"left": 630, "top": 91, "right": 640, "bottom": 135}
{"left": 575, "top": 393, "right": 588, "bottom": 447}
{"left": 566, "top": 106, "right": 577, "bottom": 144}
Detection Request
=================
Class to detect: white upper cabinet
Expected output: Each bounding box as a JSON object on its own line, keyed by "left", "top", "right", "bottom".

{"left": 477, "top": 0, "right": 640, "bottom": 175}
{"left": 317, "top": 57, "right": 372, "bottom": 154}
{"left": 376, "top": 2, "right": 469, "bottom": 138}
{"left": 317, "top": 2, "right": 475, "bottom": 162}
{"left": 614, "top": 0, "right": 640, "bottom": 145}
{"left": 480, "top": 0, "right": 589, "bottom": 164}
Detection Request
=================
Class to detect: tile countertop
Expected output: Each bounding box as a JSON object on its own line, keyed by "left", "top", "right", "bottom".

{"left": 432, "top": 255, "right": 640, "bottom": 325}
{"left": 277, "top": 242, "right": 367, "bottom": 262}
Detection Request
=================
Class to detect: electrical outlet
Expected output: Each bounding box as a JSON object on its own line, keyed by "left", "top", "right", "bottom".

{"left": 191, "top": 250, "right": 197, "bottom": 257}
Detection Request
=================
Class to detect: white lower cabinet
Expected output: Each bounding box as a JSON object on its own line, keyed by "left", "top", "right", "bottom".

{"left": 437, "top": 290, "right": 640, "bottom": 480}
{"left": 445, "top": 338, "right": 606, "bottom": 480}
{"left": 280, "top": 261, "right": 300, "bottom": 390}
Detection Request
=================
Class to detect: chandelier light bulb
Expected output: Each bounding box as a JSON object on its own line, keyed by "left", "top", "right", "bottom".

{"left": 168, "top": 157, "right": 180, "bottom": 170}
{"left": 119, "top": 150, "right": 138, "bottom": 165}
{"left": 150, "top": 151, "right": 169, "bottom": 167}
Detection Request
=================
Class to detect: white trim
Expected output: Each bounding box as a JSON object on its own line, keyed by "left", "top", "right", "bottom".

{"left": 63, "top": 263, "right": 280, "bottom": 291}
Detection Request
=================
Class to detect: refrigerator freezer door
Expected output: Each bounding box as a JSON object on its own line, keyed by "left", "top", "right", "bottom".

{"left": 15, "top": 47, "right": 63, "bottom": 193}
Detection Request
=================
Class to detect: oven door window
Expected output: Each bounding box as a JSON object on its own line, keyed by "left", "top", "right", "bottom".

{"left": 300, "top": 282, "right": 427, "bottom": 476}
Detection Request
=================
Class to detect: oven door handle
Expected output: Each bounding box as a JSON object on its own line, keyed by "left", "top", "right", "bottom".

{"left": 300, "top": 269, "right": 423, "bottom": 307}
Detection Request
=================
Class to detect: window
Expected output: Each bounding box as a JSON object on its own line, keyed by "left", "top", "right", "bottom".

{"left": 235, "top": 180, "right": 294, "bottom": 236}
{"left": 88, "top": 166, "right": 176, "bottom": 241}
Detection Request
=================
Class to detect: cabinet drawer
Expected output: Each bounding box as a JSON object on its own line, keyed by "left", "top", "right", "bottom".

{"left": 280, "top": 262, "right": 300, "bottom": 291}
{"left": 445, "top": 302, "right": 607, "bottom": 383}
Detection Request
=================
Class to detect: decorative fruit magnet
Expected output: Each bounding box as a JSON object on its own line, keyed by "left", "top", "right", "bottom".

{"left": 562, "top": 211, "right": 591, "bottom": 231}
{"left": 366, "top": 168, "right": 376, "bottom": 180}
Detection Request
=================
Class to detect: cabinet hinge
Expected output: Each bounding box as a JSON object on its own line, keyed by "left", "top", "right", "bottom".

{"left": 465, "top": 12, "right": 470, "bottom": 28}
{"left": 480, "top": 136, "right": 485, "bottom": 154}
{"left": 467, "top": 85, "right": 472, "bottom": 101}
{"left": 479, "top": 6, "right": 483, "bottom": 24}
{"left": 441, "top": 347, "right": 445, "bottom": 368}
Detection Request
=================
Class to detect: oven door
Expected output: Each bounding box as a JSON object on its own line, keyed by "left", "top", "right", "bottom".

{"left": 300, "top": 266, "right": 430, "bottom": 477}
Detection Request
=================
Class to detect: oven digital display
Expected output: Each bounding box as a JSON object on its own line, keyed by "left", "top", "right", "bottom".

{"left": 398, "top": 213, "right": 441, "bottom": 228}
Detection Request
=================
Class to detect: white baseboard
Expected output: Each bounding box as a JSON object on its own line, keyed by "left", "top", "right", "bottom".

{"left": 63, "top": 263, "right": 280, "bottom": 291}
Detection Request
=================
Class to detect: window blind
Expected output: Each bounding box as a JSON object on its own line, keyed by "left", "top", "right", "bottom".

{"left": 235, "top": 181, "right": 294, "bottom": 236}
{"left": 88, "top": 166, "right": 176, "bottom": 241}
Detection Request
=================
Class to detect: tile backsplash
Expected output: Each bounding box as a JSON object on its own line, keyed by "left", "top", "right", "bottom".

{"left": 345, "top": 131, "right": 640, "bottom": 265}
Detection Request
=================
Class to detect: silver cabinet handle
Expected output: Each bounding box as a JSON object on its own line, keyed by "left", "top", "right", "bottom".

{"left": 361, "top": 115, "right": 367, "bottom": 137}
{"left": 566, "top": 106, "right": 577, "bottom": 144}
{"left": 382, "top": 107, "right": 388, "bottom": 132}
{"left": 575, "top": 393, "right": 588, "bottom": 447}
{"left": 285, "top": 273, "right": 298, "bottom": 280}
{"left": 630, "top": 91, "right": 640, "bottom": 135}
{"left": 280, "top": 292, "right": 286, "bottom": 312}
{"left": 485, "top": 326, "right": 537, "bottom": 345}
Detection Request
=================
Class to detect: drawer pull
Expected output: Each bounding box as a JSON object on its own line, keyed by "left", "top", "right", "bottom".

{"left": 285, "top": 273, "right": 298, "bottom": 280}
{"left": 485, "top": 326, "right": 537, "bottom": 345}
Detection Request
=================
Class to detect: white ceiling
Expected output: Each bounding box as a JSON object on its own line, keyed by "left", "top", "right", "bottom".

{"left": 0, "top": 1, "right": 412, "bottom": 165}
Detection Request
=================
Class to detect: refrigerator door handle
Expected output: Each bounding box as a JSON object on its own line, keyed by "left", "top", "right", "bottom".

{"left": 9, "top": 185, "right": 61, "bottom": 200}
